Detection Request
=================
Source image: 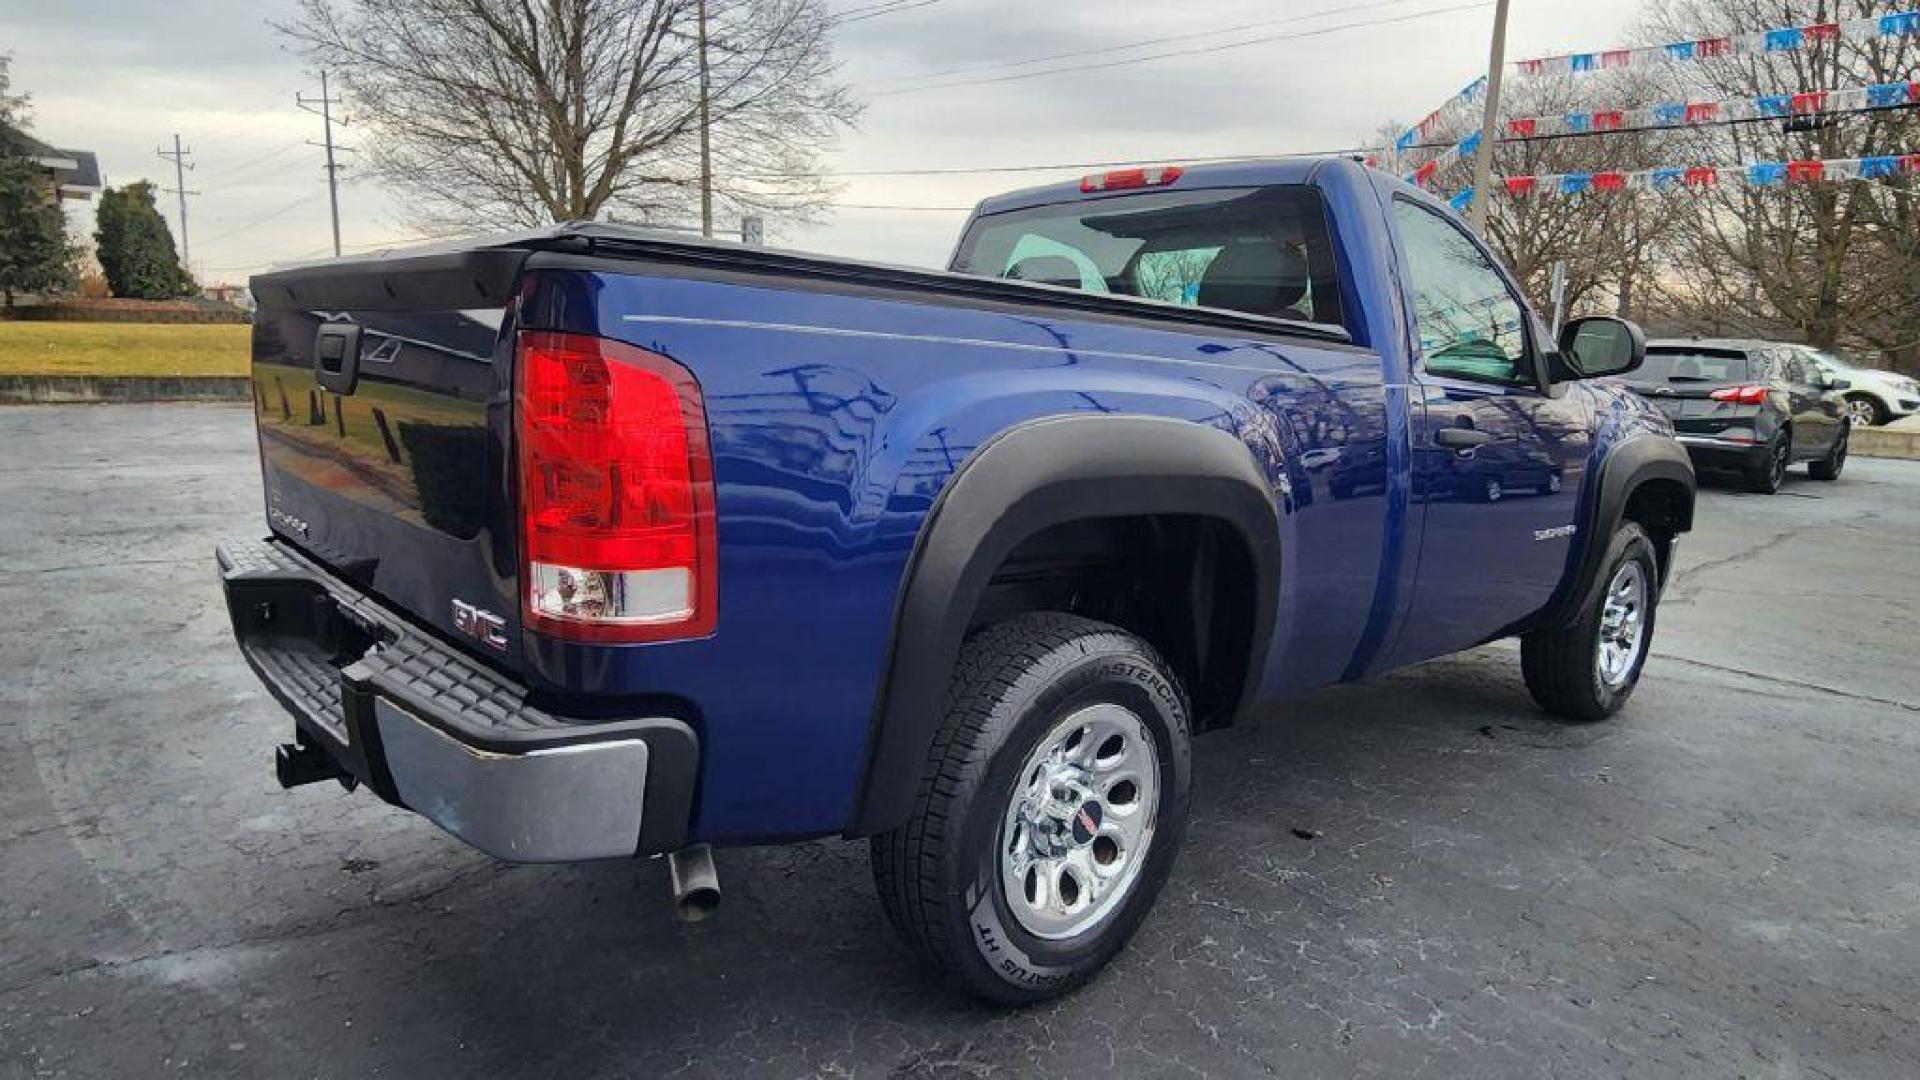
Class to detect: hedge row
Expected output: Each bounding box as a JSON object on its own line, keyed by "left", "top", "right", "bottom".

{"left": 0, "top": 299, "right": 250, "bottom": 325}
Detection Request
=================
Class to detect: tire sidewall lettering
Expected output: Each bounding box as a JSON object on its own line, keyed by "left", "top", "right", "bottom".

{"left": 957, "top": 642, "right": 1190, "bottom": 992}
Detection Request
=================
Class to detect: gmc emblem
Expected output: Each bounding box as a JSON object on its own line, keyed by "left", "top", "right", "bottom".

{"left": 452, "top": 599, "right": 510, "bottom": 652}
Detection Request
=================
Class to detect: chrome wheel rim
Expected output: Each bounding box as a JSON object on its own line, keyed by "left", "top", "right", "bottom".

{"left": 1000, "top": 703, "right": 1160, "bottom": 940}
{"left": 1769, "top": 439, "right": 1788, "bottom": 488}
{"left": 1486, "top": 479, "right": 1502, "bottom": 502}
{"left": 1844, "top": 399, "right": 1876, "bottom": 428}
{"left": 1595, "top": 560, "right": 1649, "bottom": 690}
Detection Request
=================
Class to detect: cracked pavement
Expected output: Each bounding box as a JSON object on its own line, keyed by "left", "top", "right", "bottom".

{"left": 3, "top": 404, "right": 1917, "bottom": 1078}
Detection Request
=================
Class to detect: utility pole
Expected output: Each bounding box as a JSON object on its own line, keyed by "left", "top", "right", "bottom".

{"left": 157, "top": 134, "right": 198, "bottom": 268}
{"left": 697, "top": 0, "right": 714, "bottom": 238}
{"left": 1466, "top": 0, "right": 1510, "bottom": 234}
{"left": 297, "top": 71, "right": 347, "bottom": 256}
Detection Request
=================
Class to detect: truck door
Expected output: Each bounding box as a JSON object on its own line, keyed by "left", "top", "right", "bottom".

{"left": 1383, "top": 198, "right": 1589, "bottom": 668}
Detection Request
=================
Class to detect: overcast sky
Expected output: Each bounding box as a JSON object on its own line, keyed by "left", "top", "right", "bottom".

{"left": 3, "top": 0, "right": 1641, "bottom": 283}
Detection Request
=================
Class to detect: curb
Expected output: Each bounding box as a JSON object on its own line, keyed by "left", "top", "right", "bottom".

{"left": 0, "top": 375, "right": 252, "bottom": 404}
{"left": 1853, "top": 426, "right": 1920, "bottom": 461}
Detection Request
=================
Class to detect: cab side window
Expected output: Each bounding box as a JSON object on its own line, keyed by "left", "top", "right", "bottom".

{"left": 1391, "top": 199, "right": 1533, "bottom": 386}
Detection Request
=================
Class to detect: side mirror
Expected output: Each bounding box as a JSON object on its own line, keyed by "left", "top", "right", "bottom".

{"left": 1554, "top": 316, "right": 1646, "bottom": 380}
{"left": 1829, "top": 377, "right": 1852, "bottom": 391}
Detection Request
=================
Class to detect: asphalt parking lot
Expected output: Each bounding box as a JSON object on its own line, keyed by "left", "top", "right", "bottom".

{"left": 3, "top": 403, "right": 1917, "bottom": 1079}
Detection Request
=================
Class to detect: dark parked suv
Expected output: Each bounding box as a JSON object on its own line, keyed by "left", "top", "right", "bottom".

{"left": 1627, "top": 339, "right": 1850, "bottom": 493}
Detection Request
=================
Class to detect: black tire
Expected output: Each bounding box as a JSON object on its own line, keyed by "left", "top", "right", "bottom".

{"left": 1844, "top": 393, "right": 1888, "bottom": 429}
{"left": 1743, "top": 431, "right": 1789, "bottom": 494}
{"left": 870, "top": 612, "right": 1192, "bottom": 1004}
{"left": 1521, "top": 522, "right": 1661, "bottom": 722}
{"left": 1809, "top": 423, "right": 1848, "bottom": 481}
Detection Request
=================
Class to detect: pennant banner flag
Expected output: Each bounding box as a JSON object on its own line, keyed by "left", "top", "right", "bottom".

{"left": 1516, "top": 11, "right": 1920, "bottom": 77}
{"left": 1392, "top": 77, "right": 1487, "bottom": 156}
{"left": 1496, "top": 81, "right": 1917, "bottom": 140}
{"left": 1404, "top": 80, "right": 1920, "bottom": 186}
{"left": 1478, "top": 152, "right": 1920, "bottom": 201}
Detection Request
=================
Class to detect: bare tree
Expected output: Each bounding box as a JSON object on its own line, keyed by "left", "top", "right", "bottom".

{"left": 1382, "top": 72, "right": 1678, "bottom": 320}
{"left": 278, "top": 0, "right": 862, "bottom": 232}
{"left": 1638, "top": 0, "right": 1919, "bottom": 363}
{"left": 1481, "top": 71, "right": 1679, "bottom": 319}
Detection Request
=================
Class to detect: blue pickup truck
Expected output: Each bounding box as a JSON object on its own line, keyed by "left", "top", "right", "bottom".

{"left": 221, "top": 156, "right": 1694, "bottom": 1002}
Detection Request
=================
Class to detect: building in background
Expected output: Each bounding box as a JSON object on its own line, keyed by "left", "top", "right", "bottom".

{"left": 202, "top": 283, "right": 254, "bottom": 310}
{"left": 17, "top": 134, "right": 102, "bottom": 204}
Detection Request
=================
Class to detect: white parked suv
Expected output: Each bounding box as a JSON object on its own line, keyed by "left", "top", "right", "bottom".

{"left": 1796, "top": 346, "right": 1920, "bottom": 428}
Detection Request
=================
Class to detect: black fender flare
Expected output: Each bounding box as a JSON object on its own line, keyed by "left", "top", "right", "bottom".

{"left": 846, "top": 415, "right": 1283, "bottom": 837}
{"left": 1537, "top": 434, "right": 1695, "bottom": 630}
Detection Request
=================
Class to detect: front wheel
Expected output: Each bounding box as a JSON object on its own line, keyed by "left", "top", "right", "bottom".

{"left": 870, "top": 613, "right": 1192, "bottom": 1004}
{"left": 1844, "top": 394, "right": 1888, "bottom": 429}
{"left": 1521, "top": 522, "right": 1661, "bottom": 722}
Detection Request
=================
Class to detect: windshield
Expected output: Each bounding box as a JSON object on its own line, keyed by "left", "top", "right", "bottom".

{"left": 1639, "top": 350, "right": 1752, "bottom": 384}
{"left": 951, "top": 185, "right": 1346, "bottom": 328}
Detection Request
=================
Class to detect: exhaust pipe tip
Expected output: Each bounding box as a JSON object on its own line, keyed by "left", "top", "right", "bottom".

{"left": 667, "top": 844, "right": 720, "bottom": 922}
{"left": 676, "top": 885, "right": 722, "bottom": 923}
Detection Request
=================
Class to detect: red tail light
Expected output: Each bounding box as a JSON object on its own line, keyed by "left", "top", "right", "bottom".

{"left": 1080, "top": 166, "right": 1183, "bottom": 193}
{"left": 515, "top": 331, "right": 717, "bottom": 643}
{"left": 1709, "top": 384, "right": 1769, "bottom": 405}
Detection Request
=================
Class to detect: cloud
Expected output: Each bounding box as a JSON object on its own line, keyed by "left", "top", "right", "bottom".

{"left": 9, "top": 0, "right": 1641, "bottom": 277}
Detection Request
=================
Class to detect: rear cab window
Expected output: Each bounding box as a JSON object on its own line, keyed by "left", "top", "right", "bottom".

{"left": 950, "top": 185, "right": 1347, "bottom": 330}
{"left": 1636, "top": 349, "right": 1754, "bottom": 386}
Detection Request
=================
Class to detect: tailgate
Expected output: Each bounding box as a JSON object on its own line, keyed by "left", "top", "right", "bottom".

{"left": 1624, "top": 381, "right": 1760, "bottom": 432}
{"left": 249, "top": 246, "right": 530, "bottom": 673}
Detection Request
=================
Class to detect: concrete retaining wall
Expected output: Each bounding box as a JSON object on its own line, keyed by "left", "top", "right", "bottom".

{"left": 1854, "top": 426, "right": 1920, "bottom": 461}
{"left": 0, "top": 375, "right": 252, "bottom": 404}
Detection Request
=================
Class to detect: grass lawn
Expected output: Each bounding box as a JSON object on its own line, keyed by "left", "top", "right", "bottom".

{"left": 0, "top": 321, "right": 250, "bottom": 378}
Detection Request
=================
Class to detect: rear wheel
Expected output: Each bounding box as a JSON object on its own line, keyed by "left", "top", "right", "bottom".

{"left": 870, "top": 613, "right": 1192, "bottom": 1004}
{"left": 1809, "top": 423, "right": 1848, "bottom": 481}
{"left": 1521, "top": 523, "right": 1660, "bottom": 722}
{"left": 1744, "top": 432, "right": 1789, "bottom": 494}
{"left": 1844, "top": 394, "right": 1888, "bottom": 428}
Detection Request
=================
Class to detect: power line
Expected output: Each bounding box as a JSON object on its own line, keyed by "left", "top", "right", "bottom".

{"left": 805, "top": 101, "right": 1919, "bottom": 187}
{"left": 868, "top": 1, "right": 1495, "bottom": 97}
{"left": 831, "top": 0, "right": 942, "bottom": 25}
{"left": 156, "top": 134, "right": 199, "bottom": 268}
{"left": 182, "top": 96, "right": 312, "bottom": 158}
{"left": 829, "top": 201, "right": 974, "bottom": 210}
{"left": 746, "top": 146, "right": 1366, "bottom": 180}
{"left": 197, "top": 138, "right": 308, "bottom": 186}
{"left": 197, "top": 192, "right": 327, "bottom": 246}
{"left": 865, "top": 0, "right": 1429, "bottom": 88}
{"left": 1425, "top": 99, "right": 1920, "bottom": 156}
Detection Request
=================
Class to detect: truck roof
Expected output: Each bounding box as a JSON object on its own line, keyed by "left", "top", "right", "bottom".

{"left": 970, "top": 155, "right": 1372, "bottom": 218}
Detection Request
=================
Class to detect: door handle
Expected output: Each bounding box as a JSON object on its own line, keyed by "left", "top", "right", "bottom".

{"left": 1435, "top": 428, "right": 1494, "bottom": 450}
